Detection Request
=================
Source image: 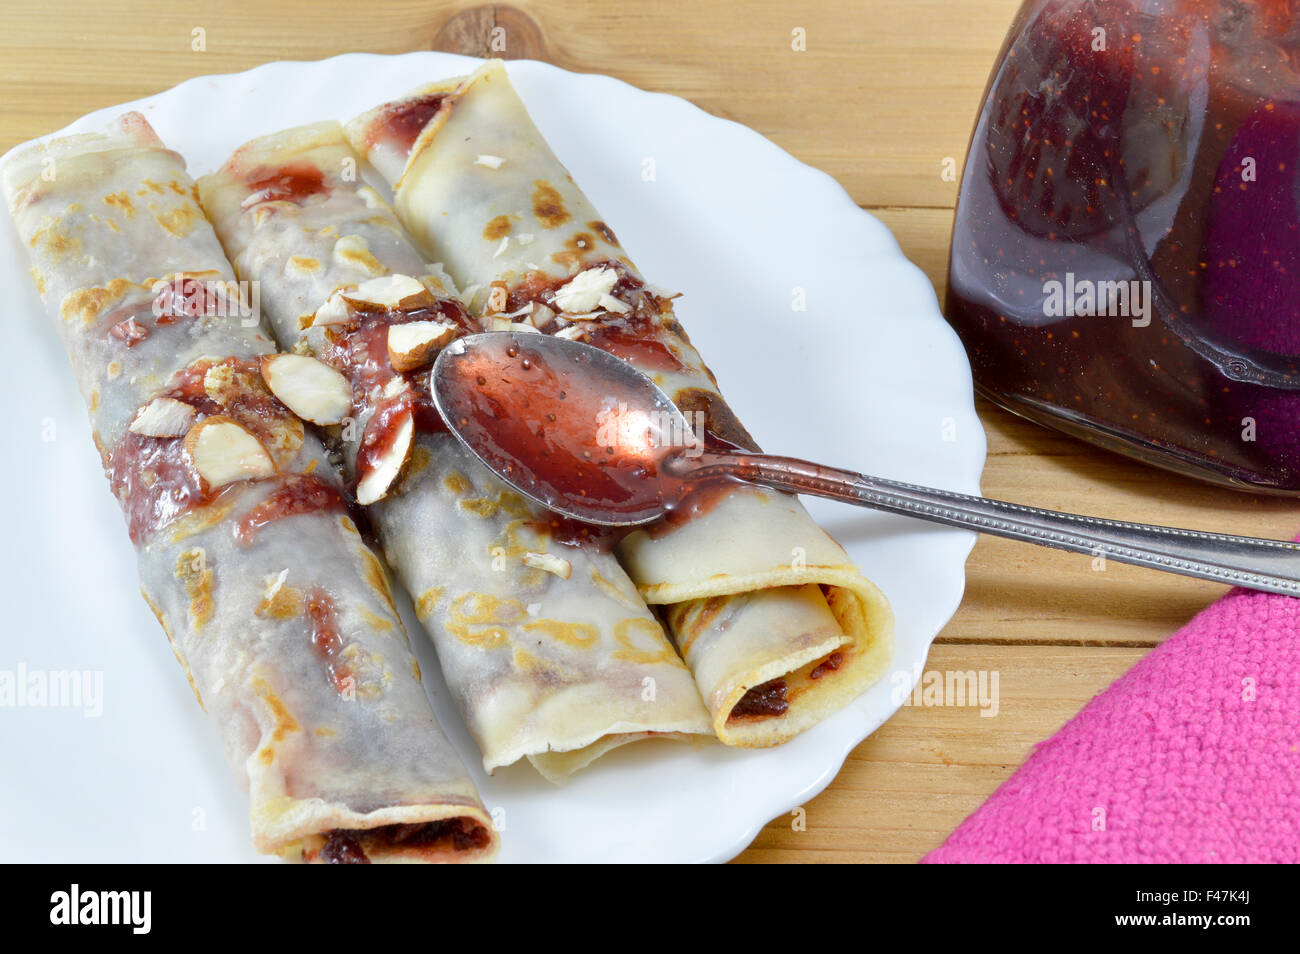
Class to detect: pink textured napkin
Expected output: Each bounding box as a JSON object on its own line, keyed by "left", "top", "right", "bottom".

{"left": 923, "top": 582, "right": 1300, "bottom": 863}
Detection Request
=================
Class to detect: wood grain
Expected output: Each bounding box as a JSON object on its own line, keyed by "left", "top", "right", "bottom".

{"left": 3, "top": 0, "right": 1296, "bottom": 864}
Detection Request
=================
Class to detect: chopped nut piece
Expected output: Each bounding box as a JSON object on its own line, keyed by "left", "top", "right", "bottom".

{"left": 554, "top": 266, "right": 620, "bottom": 314}
{"left": 344, "top": 273, "right": 428, "bottom": 309}
{"left": 529, "top": 304, "right": 556, "bottom": 329}
{"left": 598, "top": 293, "right": 631, "bottom": 314}
{"left": 185, "top": 416, "right": 275, "bottom": 489}
{"left": 310, "top": 291, "right": 354, "bottom": 327}
{"left": 129, "top": 397, "right": 196, "bottom": 437}
{"left": 202, "top": 363, "right": 241, "bottom": 405}
{"left": 387, "top": 320, "right": 457, "bottom": 371}
{"left": 382, "top": 377, "right": 410, "bottom": 401}
{"left": 260, "top": 354, "right": 353, "bottom": 426}
{"left": 356, "top": 408, "right": 413, "bottom": 505}
{"left": 523, "top": 551, "right": 573, "bottom": 579}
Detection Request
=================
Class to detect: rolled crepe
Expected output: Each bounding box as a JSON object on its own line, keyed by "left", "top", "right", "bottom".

{"left": 347, "top": 61, "right": 894, "bottom": 746}
{"left": 3, "top": 113, "right": 496, "bottom": 862}
{"left": 196, "top": 121, "right": 712, "bottom": 780}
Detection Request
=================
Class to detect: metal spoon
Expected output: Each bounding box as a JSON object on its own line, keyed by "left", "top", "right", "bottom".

{"left": 432, "top": 331, "right": 1300, "bottom": 597}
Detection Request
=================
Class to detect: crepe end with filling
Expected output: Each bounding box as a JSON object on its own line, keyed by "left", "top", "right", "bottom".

{"left": 345, "top": 60, "right": 895, "bottom": 748}
{"left": 4, "top": 113, "right": 497, "bottom": 863}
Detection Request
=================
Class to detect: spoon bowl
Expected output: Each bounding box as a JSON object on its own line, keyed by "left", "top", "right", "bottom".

{"left": 432, "top": 331, "right": 697, "bottom": 526}
{"left": 432, "top": 330, "right": 1300, "bottom": 597}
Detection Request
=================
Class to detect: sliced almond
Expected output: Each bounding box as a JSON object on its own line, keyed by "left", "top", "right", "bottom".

{"left": 343, "top": 273, "right": 428, "bottom": 310}
{"left": 598, "top": 293, "right": 631, "bottom": 314}
{"left": 185, "top": 416, "right": 275, "bottom": 489}
{"left": 356, "top": 407, "right": 414, "bottom": 506}
{"left": 129, "top": 397, "right": 196, "bottom": 438}
{"left": 509, "top": 322, "right": 541, "bottom": 335}
{"left": 523, "top": 551, "right": 572, "bottom": 579}
{"left": 260, "top": 354, "right": 353, "bottom": 426}
{"left": 554, "top": 266, "right": 620, "bottom": 314}
{"left": 310, "top": 291, "right": 354, "bottom": 327}
{"left": 387, "top": 320, "right": 457, "bottom": 372}
{"left": 554, "top": 325, "right": 587, "bottom": 341}
{"left": 382, "top": 376, "right": 410, "bottom": 401}
{"left": 529, "top": 304, "right": 556, "bottom": 330}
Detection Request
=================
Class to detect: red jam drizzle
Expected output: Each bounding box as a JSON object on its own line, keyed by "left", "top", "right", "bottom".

{"left": 524, "top": 513, "right": 624, "bottom": 552}
{"left": 317, "top": 295, "right": 476, "bottom": 488}
{"left": 108, "top": 357, "right": 311, "bottom": 543}
{"left": 357, "top": 388, "right": 416, "bottom": 483}
{"left": 581, "top": 318, "right": 686, "bottom": 374}
{"left": 319, "top": 297, "right": 474, "bottom": 402}
{"left": 109, "top": 359, "right": 221, "bottom": 542}
{"left": 362, "top": 93, "right": 450, "bottom": 156}
{"left": 233, "top": 475, "right": 344, "bottom": 545}
{"left": 306, "top": 586, "right": 352, "bottom": 696}
{"left": 109, "top": 428, "right": 206, "bottom": 543}
{"left": 103, "top": 278, "right": 221, "bottom": 351}
{"left": 109, "top": 317, "right": 149, "bottom": 347}
{"left": 243, "top": 161, "right": 327, "bottom": 207}
{"left": 153, "top": 276, "right": 224, "bottom": 322}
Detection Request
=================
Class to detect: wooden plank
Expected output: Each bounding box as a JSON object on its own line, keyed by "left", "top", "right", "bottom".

{"left": 0, "top": 0, "right": 1017, "bottom": 212}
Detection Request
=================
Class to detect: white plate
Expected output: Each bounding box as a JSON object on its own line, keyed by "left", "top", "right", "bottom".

{"left": 0, "top": 53, "right": 985, "bottom": 863}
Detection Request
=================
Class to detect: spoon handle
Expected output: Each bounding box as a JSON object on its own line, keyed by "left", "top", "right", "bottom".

{"left": 685, "top": 451, "right": 1300, "bottom": 596}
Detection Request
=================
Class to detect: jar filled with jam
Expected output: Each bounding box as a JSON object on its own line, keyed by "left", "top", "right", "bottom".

{"left": 946, "top": 0, "right": 1300, "bottom": 491}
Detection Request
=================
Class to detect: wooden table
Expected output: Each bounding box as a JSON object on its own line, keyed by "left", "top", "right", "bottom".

{"left": 6, "top": 0, "right": 1297, "bottom": 863}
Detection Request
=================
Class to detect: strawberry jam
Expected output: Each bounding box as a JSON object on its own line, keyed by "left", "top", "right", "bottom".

{"left": 947, "top": 0, "right": 1300, "bottom": 491}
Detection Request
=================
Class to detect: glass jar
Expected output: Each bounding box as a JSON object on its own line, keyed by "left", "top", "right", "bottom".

{"left": 946, "top": 0, "right": 1300, "bottom": 491}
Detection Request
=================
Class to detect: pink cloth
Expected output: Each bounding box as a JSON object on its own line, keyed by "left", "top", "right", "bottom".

{"left": 923, "top": 583, "right": 1300, "bottom": 863}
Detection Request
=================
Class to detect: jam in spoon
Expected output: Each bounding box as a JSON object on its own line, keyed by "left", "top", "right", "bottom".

{"left": 432, "top": 331, "right": 1300, "bottom": 597}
